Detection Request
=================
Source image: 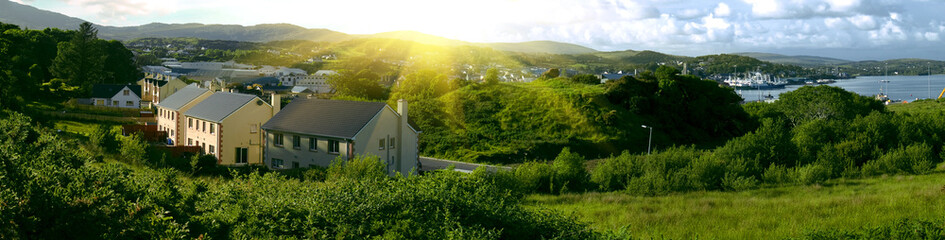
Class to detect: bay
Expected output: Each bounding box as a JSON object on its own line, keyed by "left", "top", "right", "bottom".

{"left": 735, "top": 74, "right": 945, "bottom": 102}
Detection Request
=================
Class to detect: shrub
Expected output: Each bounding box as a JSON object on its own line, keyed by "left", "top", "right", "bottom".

{"left": 514, "top": 161, "right": 556, "bottom": 194}
{"left": 326, "top": 154, "right": 387, "bottom": 181}
{"left": 120, "top": 132, "right": 148, "bottom": 164}
{"left": 721, "top": 172, "right": 758, "bottom": 191}
{"left": 796, "top": 163, "right": 831, "bottom": 185}
{"left": 590, "top": 151, "right": 641, "bottom": 191}
{"left": 761, "top": 164, "right": 796, "bottom": 185}
{"left": 552, "top": 147, "right": 588, "bottom": 193}
{"left": 803, "top": 219, "right": 945, "bottom": 239}
{"left": 862, "top": 143, "right": 935, "bottom": 176}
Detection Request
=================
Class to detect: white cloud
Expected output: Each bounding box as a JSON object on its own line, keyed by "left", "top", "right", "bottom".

{"left": 714, "top": 3, "right": 732, "bottom": 17}
{"left": 58, "top": 0, "right": 178, "bottom": 24}
{"left": 848, "top": 14, "right": 878, "bottom": 30}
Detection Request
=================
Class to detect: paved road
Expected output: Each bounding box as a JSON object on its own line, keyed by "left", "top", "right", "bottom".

{"left": 419, "top": 156, "right": 511, "bottom": 173}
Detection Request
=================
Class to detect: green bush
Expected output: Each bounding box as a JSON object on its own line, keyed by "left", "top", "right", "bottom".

{"left": 795, "top": 163, "right": 831, "bottom": 185}
{"left": 590, "top": 151, "right": 641, "bottom": 191}
{"left": 513, "top": 161, "right": 556, "bottom": 194}
{"left": 120, "top": 132, "right": 147, "bottom": 164}
{"left": 327, "top": 154, "right": 387, "bottom": 181}
{"left": 552, "top": 147, "right": 588, "bottom": 193}
{"left": 862, "top": 143, "right": 935, "bottom": 176}
{"left": 803, "top": 219, "right": 945, "bottom": 239}
{"left": 761, "top": 164, "right": 796, "bottom": 185}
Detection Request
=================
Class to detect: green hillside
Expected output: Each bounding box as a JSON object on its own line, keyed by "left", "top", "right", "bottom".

{"left": 734, "top": 52, "right": 852, "bottom": 66}
{"left": 484, "top": 41, "right": 598, "bottom": 55}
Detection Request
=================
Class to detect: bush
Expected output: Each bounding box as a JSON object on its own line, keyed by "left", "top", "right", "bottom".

{"left": 590, "top": 151, "right": 641, "bottom": 191}
{"left": 796, "top": 163, "right": 831, "bottom": 185}
{"left": 862, "top": 143, "right": 935, "bottom": 176}
{"left": 514, "top": 161, "right": 556, "bottom": 194}
{"left": 761, "top": 164, "right": 796, "bottom": 185}
{"left": 120, "top": 132, "right": 148, "bottom": 164}
{"left": 552, "top": 147, "right": 588, "bottom": 193}
{"left": 327, "top": 154, "right": 387, "bottom": 181}
{"left": 803, "top": 219, "right": 945, "bottom": 239}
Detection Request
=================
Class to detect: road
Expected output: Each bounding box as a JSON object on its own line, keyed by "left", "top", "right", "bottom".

{"left": 419, "top": 156, "right": 511, "bottom": 173}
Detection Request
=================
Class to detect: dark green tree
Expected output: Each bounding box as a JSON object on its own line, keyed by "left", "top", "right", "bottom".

{"left": 102, "top": 40, "right": 141, "bottom": 84}
{"left": 50, "top": 22, "right": 105, "bottom": 95}
{"left": 570, "top": 74, "right": 600, "bottom": 85}
{"left": 540, "top": 68, "right": 560, "bottom": 79}
{"left": 327, "top": 69, "right": 388, "bottom": 100}
{"left": 484, "top": 68, "right": 499, "bottom": 84}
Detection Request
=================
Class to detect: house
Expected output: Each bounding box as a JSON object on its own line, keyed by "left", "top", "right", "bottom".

{"left": 154, "top": 86, "right": 213, "bottom": 145}
{"left": 282, "top": 70, "right": 336, "bottom": 94}
{"left": 183, "top": 92, "right": 277, "bottom": 165}
{"left": 261, "top": 98, "right": 419, "bottom": 176}
{"left": 90, "top": 84, "right": 142, "bottom": 108}
{"left": 138, "top": 77, "right": 188, "bottom": 105}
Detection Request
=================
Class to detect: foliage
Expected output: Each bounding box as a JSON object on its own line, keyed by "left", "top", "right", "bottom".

{"left": 803, "top": 219, "right": 945, "bottom": 239}
{"left": 0, "top": 110, "right": 599, "bottom": 239}
{"left": 570, "top": 74, "right": 601, "bottom": 85}
{"left": 326, "top": 154, "right": 387, "bottom": 181}
{"left": 327, "top": 69, "right": 388, "bottom": 100}
{"left": 776, "top": 85, "right": 884, "bottom": 127}
{"left": 120, "top": 132, "right": 148, "bottom": 164}
{"left": 540, "top": 68, "right": 561, "bottom": 79}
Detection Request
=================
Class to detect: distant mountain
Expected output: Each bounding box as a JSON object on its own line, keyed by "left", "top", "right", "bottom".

{"left": 97, "top": 23, "right": 352, "bottom": 43}
{"left": 0, "top": 0, "right": 597, "bottom": 55}
{"left": 483, "top": 41, "right": 598, "bottom": 55}
{"left": 0, "top": 0, "right": 86, "bottom": 30}
{"left": 590, "top": 50, "right": 691, "bottom": 65}
{"left": 733, "top": 52, "right": 852, "bottom": 66}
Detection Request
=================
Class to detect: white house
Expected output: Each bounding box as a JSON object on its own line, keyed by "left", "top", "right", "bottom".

{"left": 291, "top": 70, "right": 336, "bottom": 94}
{"left": 261, "top": 98, "right": 419, "bottom": 176}
{"left": 90, "top": 84, "right": 142, "bottom": 109}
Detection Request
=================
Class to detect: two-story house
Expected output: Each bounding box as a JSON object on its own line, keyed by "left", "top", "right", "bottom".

{"left": 154, "top": 86, "right": 213, "bottom": 145}
{"left": 183, "top": 92, "right": 277, "bottom": 165}
{"left": 138, "top": 77, "right": 188, "bottom": 105}
{"left": 261, "top": 98, "right": 419, "bottom": 176}
{"left": 90, "top": 84, "right": 141, "bottom": 108}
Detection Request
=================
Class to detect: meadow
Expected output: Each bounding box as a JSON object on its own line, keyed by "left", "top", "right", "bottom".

{"left": 527, "top": 170, "right": 945, "bottom": 239}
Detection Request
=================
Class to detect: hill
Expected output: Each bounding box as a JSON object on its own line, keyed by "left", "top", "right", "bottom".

{"left": 0, "top": 0, "right": 86, "bottom": 30}
{"left": 98, "top": 23, "right": 352, "bottom": 43}
{"left": 483, "top": 41, "right": 598, "bottom": 55}
{"left": 733, "top": 52, "right": 852, "bottom": 66}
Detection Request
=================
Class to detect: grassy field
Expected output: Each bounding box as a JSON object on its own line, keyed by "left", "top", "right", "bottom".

{"left": 887, "top": 99, "right": 945, "bottom": 114}
{"left": 526, "top": 171, "right": 945, "bottom": 239}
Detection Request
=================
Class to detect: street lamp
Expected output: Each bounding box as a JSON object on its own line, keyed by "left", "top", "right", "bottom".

{"left": 641, "top": 125, "right": 653, "bottom": 155}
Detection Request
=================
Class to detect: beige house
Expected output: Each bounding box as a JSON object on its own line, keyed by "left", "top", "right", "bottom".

{"left": 183, "top": 92, "right": 277, "bottom": 165}
{"left": 138, "top": 77, "right": 188, "bottom": 105}
{"left": 154, "top": 86, "right": 213, "bottom": 145}
{"left": 90, "top": 84, "right": 141, "bottom": 109}
{"left": 261, "top": 98, "right": 419, "bottom": 176}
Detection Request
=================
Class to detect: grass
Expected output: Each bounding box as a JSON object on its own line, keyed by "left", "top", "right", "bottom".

{"left": 887, "top": 98, "right": 945, "bottom": 114}
{"left": 526, "top": 171, "right": 945, "bottom": 239}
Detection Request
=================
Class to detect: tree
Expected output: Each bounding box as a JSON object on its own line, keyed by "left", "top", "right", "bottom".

{"left": 50, "top": 22, "right": 105, "bottom": 95}
{"left": 540, "top": 68, "right": 560, "bottom": 79}
{"left": 102, "top": 40, "right": 141, "bottom": 84}
{"left": 570, "top": 74, "right": 600, "bottom": 85}
{"left": 120, "top": 132, "right": 148, "bottom": 164}
{"left": 484, "top": 68, "right": 499, "bottom": 84}
{"left": 327, "top": 69, "right": 388, "bottom": 100}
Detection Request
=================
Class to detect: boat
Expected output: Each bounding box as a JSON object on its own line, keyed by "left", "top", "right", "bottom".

{"left": 724, "top": 72, "right": 787, "bottom": 90}
{"left": 815, "top": 79, "right": 836, "bottom": 84}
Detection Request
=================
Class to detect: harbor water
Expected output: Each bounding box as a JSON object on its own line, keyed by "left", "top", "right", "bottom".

{"left": 736, "top": 75, "right": 945, "bottom": 102}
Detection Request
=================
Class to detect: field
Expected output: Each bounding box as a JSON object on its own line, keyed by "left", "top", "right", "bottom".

{"left": 526, "top": 170, "right": 945, "bottom": 239}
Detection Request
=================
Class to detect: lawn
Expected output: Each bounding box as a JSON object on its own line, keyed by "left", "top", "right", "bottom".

{"left": 526, "top": 171, "right": 945, "bottom": 239}
{"left": 887, "top": 99, "right": 945, "bottom": 114}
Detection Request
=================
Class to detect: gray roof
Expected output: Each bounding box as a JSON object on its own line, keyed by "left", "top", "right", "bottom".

{"left": 261, "top": 99, "right": 387, "bottom": 139}
{"left": 155, "top": 86, "right": 211, "bottom": 111}
{"left": 184, "top": 92, "right": 261, "bottom": 122}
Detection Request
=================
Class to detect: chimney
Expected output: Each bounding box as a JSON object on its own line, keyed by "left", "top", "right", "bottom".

{"left": 397, "top": 99, "right": 408, "bottom": 126}
{"left": 271, "top": 94, "right": 281, "bottom": 116}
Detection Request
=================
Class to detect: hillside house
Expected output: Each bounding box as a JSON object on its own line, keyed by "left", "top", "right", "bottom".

{"left": 261, "top": 99, "right": 419, "bottom": 176}
{"left": 90, "top": 84, "right": 142, "bottom": 109}
{"left": 154, "top": 86, "right": 213, "bottom": 145}
{"left": 183, "top": 92, "right": 277, "bottom": 165}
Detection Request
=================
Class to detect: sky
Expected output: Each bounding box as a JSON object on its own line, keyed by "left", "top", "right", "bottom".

{"left": 11, "top": 0, "right": 945, "bottom": 60}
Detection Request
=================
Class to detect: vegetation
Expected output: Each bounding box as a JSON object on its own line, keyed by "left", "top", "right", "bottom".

{"left": 528, "top": 171, "right": 945, "bottom": 239}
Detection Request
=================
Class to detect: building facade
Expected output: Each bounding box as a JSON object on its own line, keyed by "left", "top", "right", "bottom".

{"left": 90, "top": 84, "right": 141, "bottom": 109}
{"left": 261, "top": 98, "right": 419, "bottom": 176}
{"left": 154, "top": 86, "right": 213, "bottom": 145}
{"left": 183, "top": 92, "right": 277, "bottom": 165}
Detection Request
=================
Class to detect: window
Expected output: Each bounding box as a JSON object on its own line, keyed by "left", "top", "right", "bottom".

{"left": 96, "top": 99, "right": 104, "bottom": 105}
{"left": 390, "top": 137, "right": 396, "bottom": 149}
{"left": 170, "top": 130, "right": 174, "bottom": 136}
{"left": 309, "top": 137, "right": 317, "bottom": 151}
{"left": 112, "top": 100, "right": 118, "bottom": 106}
{"left": 328, "top": 140, "right": 340, "bottom": 153}
{"left": 273, "top": 133, "right": 284, "bottom": 146}
{"left": 188, "top": 119, "right": 193, "bottom": 128}
{"left": 126, "top": 101, "right": 133, "bottom": 106}
{"left": 272, "top": 158, "right": 284, "bottom": 168}
{"left": 202, "top": 122, "right": 206, "bottom": 132}
{"left": 123, "top": 89, "right": 130, "bottom": 96}
{"left": 209, "top": 145, "right": 215, "bottom": 154}
{"left": 250, "top": 124, "right": 258, "bottom": 133}
{"left": 210, "top": 124, "right": 215, "bottom": 134}
{"left": 201, "top": 143, "right": 206, "bottom": 153}
{"left": 292, "top": 135, "right": 301, "bottom": 149}
{"left": 236, "top": 147, "right": 248, "bottom": 164}
{"left": 188, "top": 138, "right": 192, "bottom": 145}
{"left": 292, "top": 161, "right": 299, "bottom": 169}
{"left": 379, "top": 139, "right": 385, "bottom": 150}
